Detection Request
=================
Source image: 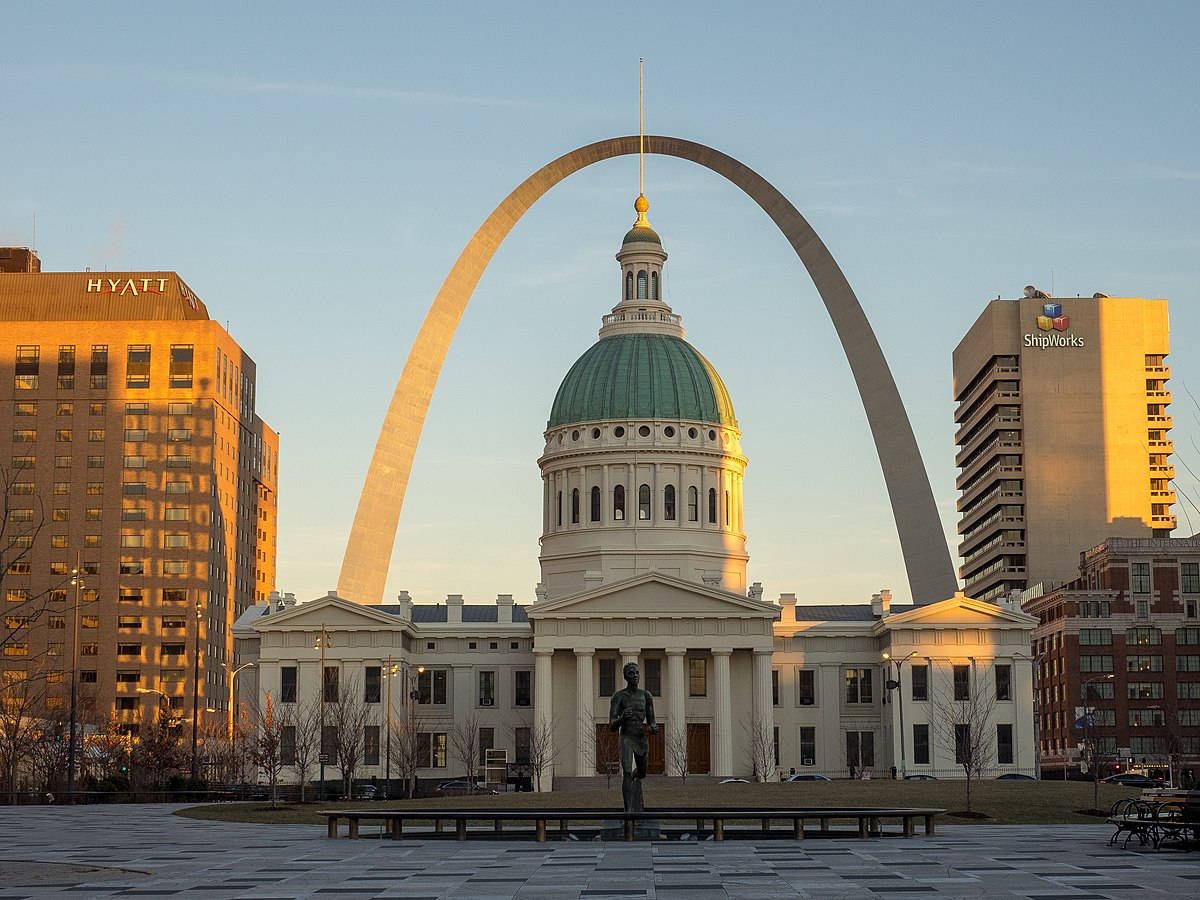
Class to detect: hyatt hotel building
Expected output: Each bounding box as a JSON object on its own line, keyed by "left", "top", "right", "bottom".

{"left": 0, "top": 248, "right": 278, "bottom": 732}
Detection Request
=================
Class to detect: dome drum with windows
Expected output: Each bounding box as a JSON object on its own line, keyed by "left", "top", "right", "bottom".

{"left": 537, "top": 197, "right": 749, "bottom": 601}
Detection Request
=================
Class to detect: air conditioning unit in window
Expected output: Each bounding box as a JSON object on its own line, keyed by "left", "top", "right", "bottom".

{"left": 480, "top": 699, "right": 493, "bottom": 706}
{"left": 802, "top": 758, "right": 814, "bottom": 766}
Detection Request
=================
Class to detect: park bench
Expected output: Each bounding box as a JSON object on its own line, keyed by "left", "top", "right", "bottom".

{"left": 319, "top": 805, "right": 943, "bottom": 842}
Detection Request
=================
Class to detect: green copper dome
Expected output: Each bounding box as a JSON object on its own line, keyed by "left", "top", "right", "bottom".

{"left": 622, "top": 224, "right": 661, "bottom": 245}
{"left": 549, "top": 333, "right": 738, "bottom": 429}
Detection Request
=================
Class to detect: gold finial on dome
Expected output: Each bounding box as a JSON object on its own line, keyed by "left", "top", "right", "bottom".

{"left": 634, "top": 193, "right": 650, "bottom": 228}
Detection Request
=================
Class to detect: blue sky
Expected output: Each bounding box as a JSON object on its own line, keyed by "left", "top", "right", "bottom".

{"left": 5, "top": 1, "right": 1200, "bottom": 606}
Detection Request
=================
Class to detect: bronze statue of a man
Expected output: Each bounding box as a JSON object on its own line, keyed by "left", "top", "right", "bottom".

{"left": 609, "top": 661, "right": 657, "bottom": 815}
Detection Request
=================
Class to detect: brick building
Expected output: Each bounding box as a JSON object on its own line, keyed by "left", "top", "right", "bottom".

{"left": 1023, "top": 537, "right": 1200, "bottom": 779}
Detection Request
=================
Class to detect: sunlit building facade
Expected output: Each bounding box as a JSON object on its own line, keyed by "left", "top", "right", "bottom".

{"left": 1, "top": 249, "right": 278, "bottom": 732}
{"left": 235, "top": 202, "right": 1036, "bottom": 790}
{"left": 953, "top": 290, "right": 1173, "bottom": 602}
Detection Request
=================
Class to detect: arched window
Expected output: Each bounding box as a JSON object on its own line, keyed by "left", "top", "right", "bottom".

{"left": 625, "top": 271, "right": 633, "bottom": 301}
{"left": 664, "top": 484, "right": 676, "bottom": 521}
{"left": 613, "top": 485, "right": 625, "bottom": 521}
{"left": 687, "top": 486, "right": 698, "bottom": 522}
{"left": 590, "top": 486, "right": 601, "bottom": 522}
{"left": 636, "top": 270, "right": 648, "bottom": 299}
{"left": 571, "top": 488, "right": 580, "bottom": 524}
{"left": 725, "top": 490, "right": 731, "bottom": 525}
{"left": 638, "top": 484, "right": 651, "bottom": 520}
{"left": 650, "top": 271, "right": 659, "bottom": 300}
{"left": 708, "top": 487, "right": 717, "bottom": 524}
{"left": 556, "top": 491, "right": 562, "bottom": 527}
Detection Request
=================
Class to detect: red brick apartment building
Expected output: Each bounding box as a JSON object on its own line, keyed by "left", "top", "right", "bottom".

{"left": 1023, "top": 537, "right": 1200, "bottom": 779}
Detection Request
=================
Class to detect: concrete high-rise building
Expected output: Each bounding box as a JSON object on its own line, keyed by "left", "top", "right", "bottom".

{"left": 953, "top": 289, "right": 1173, "bottom": 602}
{"left": 1, "top": 250, "right": 278, "bottom": 733}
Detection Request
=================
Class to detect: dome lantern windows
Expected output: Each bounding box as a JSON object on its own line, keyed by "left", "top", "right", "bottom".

{"left": 688, "top": 486, "right": 699, "bottom": 521}
{"left": 571, "top": 488, "right": 580, "bottom": 524}
{"left": 638, "top": 484, "right": 651, "bottom": 521}
{"left": 625, "top": 272, "right": 633, "bottom": 301}
{"left": 590, "top": 486, "right": 601, "bottom": 522}
{"left": 613, "top": 485, "right": 625, "bottom": 520}
{"left": 708, "top": 488, "right": 717, "bottom": 524}
{"left": 664, "top": 485, "right": 676, "bottom": 521}
{"left": 556, "top": 491, "right": 563, "bottom": 527}
{"left": 651, "top": 271, "right": 659, "bottom": 300}
{"left": 636, "top": 270, "right": 648, "bottom": 299}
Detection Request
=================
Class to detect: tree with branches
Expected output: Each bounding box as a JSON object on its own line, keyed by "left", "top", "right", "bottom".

{"left": 744, "top": 719, "right": 775, "bottom": 783}
{"left": 133, "top": 702, "right": 185, "bottom": 792}
{"left": 931, "top": 682, "right": 997, "bottom": 813}
{"left": 448, "top": 711, "right": 482, "bottom": 785}
{"left": 1077, "top": 678, "right": 1118, "bottom": 811}
{"left": 329, "top": 674, "right": 371, "bottom": 799}
{"left": 525, "top": 720, "right": 564, "bottom": 793}
{"left": 390, "top": 713, "right": 431, "bottom": 799}
{"left": 1, "top": 465, "right": 63, "bottom": 655}
{"left": 0, "top": 667, "right": 47, "bottom": 802}
{"left": 665, "top": 724, "right": 689, "bottom": 784}
{"left": 577, "top": 714, "right": 621, "bottom": 787}
{"left": 289, "top": 698, "right": 321, "bottom": 802}
{"left": 252, "top": 692, "right": 290, "bottom": 807}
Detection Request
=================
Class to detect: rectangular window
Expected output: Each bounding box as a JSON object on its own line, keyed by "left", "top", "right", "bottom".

{"left": 364, "top": 725, "right": 380, "bottom": 766}
{"left": 643, "top": 658, "right": 661, "bottom": 697}
{"left": 362, "top": 666, "right": 381, "bottom": 703}
{"left": 14, "top": 402, "right": 36, "bottom": 416}
{"left": 416, "top": 669, "right": 447, "bottom": 704}
{"left": 168, "top": 401, "right": 193, "bottom": 416}
{"left": 997, "top": 724, "right": 1014, "bottom": 765}
{"left": 160, "top": 644, "right": 185, "bottom": 656}
{"left": 430, "top": 732, "right": 447, "bottom": 768}
{"left": 125, "top": 402, "right": 148, "bottom": 415}
{"left": 165, "top": 480, "right": 190, "bottom": 494}
{"left": 124, "top": 429, "right": 147, "bottom": 441}
{"left": 479, "top": 727, "right": 495, "bottom": 766}
{"left": 281, "top": 726, "right": 296, "bottom": 765}
{"left": 953, "top": 665, "right": 971, "bottom": 701}
{"left": 911, "top": 664, "right": 929, "bottom": 701}
{"left": 478, "top": 670, "right": 495, "bottom": 706}
{"left": 913, "top": 723, "right": 930, "bottom": 765}
{"left": 845, "top": 668, "right": 873, "bottom": 704}
{"left": 120, "top": 560, "right": 145, "bottom": 575}
{"left": 163, "top": 534, "right": 188, "bottom": 549}
{"left": 1079, "top": 628, "right": 1112, "bottom": 645}
{"left": 772, "top": 669, "right": 780, "bottom": 706}
{"left": 163, "top": 589, "right": 187, "bottom": 603}
{"left": 124, "top": 456, "right": 146, "bottom": 469}
{"left": 161, "top": 669, "right": 186, "bottom": 684}
{"left": 598, "top": 659, "right": 616, "bottom": 697}
{"left": 165, "top": 507, "right": 190, "bottom": 521}
{"left": 1129, "top": 708, "right": 1165, "bottom": 727}
{"left": 1080, "top": 655, "right": 1114, "bottom": 672}
{"left": 54, "top": 455, "right": 71, "bottom": 468}
{"left": 169, "top": 345, "right": 194, "bottom": 389}
{"left": 86, "top": 482, "right": 103, "bottom": 494}
{"left": 281, "top": 666, "right": 297, "bottom": 703}
{"left": 117, "top": 616, "right": 142, "bottom": 630}
{"left": 1131, "top": 562, "right": 1151, "bottom": 594}
{"left": 799, "top": 726, "right": 816, "bottom": 766}
{"left": 126, "top": 345, "right": 151, "bottom": 389}
{"left": 161, "top": 615, "right": 187, "bottom": 629}
{"left": 166, "top": 454, "right": 190, "bottom": 468}
{"left": 514, "top": 670, "right": 531, "bottom": 707}
{"left": 11, "top": 481, "right": 33, "bottom": 495}
{"left": 1127, "top": 655, "right": 1163, "bottom": 672}
{"left": 1182, "top": 563, "right": 1200, "bottom": 594}
{"left": 116, "top": 643, "right": 142, "bottom": 657}
{"left": 515, "top": 727, "right": 531, "bottom": 764}
{"left": 796, "top": 669, "right": 816, "bottom": 706}
{"left": 167, "top": 428, "right": 191, "bottom": 442}
{"left": 689, "top": 658, "right": 707, "bottom": 697}
{"left": 1177, "top": 627, "right": 1200, "bottom": 645}
{"left": 1178, "top": 656, "right": 1200, "bottom": 672}
{"left": 995, "top": 664, "right": 1011, "bottom": 701}
{"left": 323, "top": 666, "right": 339, "bottom": 703}
{"left": 162, "top": 560, "right": 187, "bottom": 575}
{"left": 89, "top": 401, "right": 104, "bottom": 415}
{"left": 321, "top": 726, "right": 337, "bottom": 762}
{"left": 1127, "top": 681, "right": 1163, "bottom": 700}
{"left": 12, "top": 429, "right": 36, "bottom": 442}
{"left": 50, "top": 535, "right": 68, "bottom": 548}
{"left": 1126, "top": 626, "right": 1162, "bottom": 645}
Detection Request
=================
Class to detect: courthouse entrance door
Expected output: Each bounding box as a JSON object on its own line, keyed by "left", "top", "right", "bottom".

{"left": 648, "top": 727, "right": 665, "bottom": 774}
{"left": 687, "top": 723, "right": 711, "bottom": 774}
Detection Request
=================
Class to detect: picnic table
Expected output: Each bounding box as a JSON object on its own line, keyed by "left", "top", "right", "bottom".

{"left": 1107, "top": 791, "right": 1200, "bottom": 850}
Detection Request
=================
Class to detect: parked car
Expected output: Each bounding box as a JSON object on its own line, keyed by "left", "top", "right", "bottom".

{"left": 354, "top": 784, "right": 381, "bottom": 801}
{"left": 718, "top": 778, "right": 750, "bottom": 784}
{"left": 785, "top": 773, "right": 831, "bottom": 782}
{"left": 1100, "top": 773, "right": 1167, "bottom": 788}
{"left": 903, "top": 774, "right": 938, "bottom": 781}
{"left": 435, "top": 780, "right": 499, "bottom": 794}
{"left": 994, "top": 773, "right": 1036, "bottom": 781}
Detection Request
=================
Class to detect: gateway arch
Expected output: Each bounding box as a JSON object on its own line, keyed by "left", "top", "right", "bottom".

{"left": 337, "top": 135, "right": 958, "bottom": 606}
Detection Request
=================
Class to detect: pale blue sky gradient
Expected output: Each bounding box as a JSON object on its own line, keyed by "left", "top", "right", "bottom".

{"left": 5, "top": 2, "right": 1200, "bottom": 606}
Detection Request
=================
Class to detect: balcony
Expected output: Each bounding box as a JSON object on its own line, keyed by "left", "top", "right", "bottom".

{"left": 1145, "top": 365, "right": 1170, "bottom": 378}
{"left": 1150, "top": 464, "right": 1176, "bottom": 479}
{"left": 1148, "top": 439, "right": 1174, "bottom": 452}
{"left": 954, "top": 363, "right": 1020, "bottom": 408}
{"left": 1147, "top": 414, "right": 1173, "bottom": 429}
{"left": 954, "top": 378, "right": 1021, "bottom": 426}
{"left": 1152, "top": 514, "right": 1177, "bottom": 529}
{"left": 1146, "top": 390, "right": 1172, "bottom": 404}
{"left": 1150, "top": 489, "right": 1176, "bottom": 504}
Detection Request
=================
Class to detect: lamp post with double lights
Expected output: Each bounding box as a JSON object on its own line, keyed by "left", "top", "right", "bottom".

{"left": 408, "top": 664, "right": 425, "bottom": 798}
{"left": 224, "top": 662, "right": 256, "bottom": 783}
{"left": 65, "top": 557, "right": 87, "bottom": 802}
{"left": 382, "top": 658, "right": 399, "bottom": 799}
{"left": 315, "top": 625, "right": 332, "bottom": 800}
{"left": 882, "top": 650, "right": 917, "bottom": 778}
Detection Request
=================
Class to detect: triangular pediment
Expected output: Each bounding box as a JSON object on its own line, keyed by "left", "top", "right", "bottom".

{"left": 875, "top": 592, "right": 1038, "bottom": 631}
{"left": 251, "top": 593, "right": 408, "bottom": 631}
{"left": 527, "top": 571, "right": 777, "bottom": 619}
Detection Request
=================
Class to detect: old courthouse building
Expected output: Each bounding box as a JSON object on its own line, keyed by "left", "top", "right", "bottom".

{"left": 236, "top": 198, "right": 1037, "bottom": 788}
{"left": 1, "top": 248, "right": 278, "bottom": 730}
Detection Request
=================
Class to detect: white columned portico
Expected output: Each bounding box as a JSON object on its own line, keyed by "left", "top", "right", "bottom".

{"left": 534, "top": 648, "right": 555, "bottom": 791}
{"left": 575, "top": 649, "right": 594, "bottom": 777}
{"left": 712, "top": 648, "right": 733, "bottom": 776}
{"left": 665, "top": 648, "right": 687, "bottom": 776}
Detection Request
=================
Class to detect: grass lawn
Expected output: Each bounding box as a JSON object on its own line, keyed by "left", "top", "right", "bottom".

{"left": 175, "top": 778, "right": 1142, "bottom": 827}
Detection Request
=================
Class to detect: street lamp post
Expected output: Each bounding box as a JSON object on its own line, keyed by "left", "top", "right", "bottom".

{"left": 383, "top": 658, "right": 398, "bottom": 800}
{"left": 224, "top": 662, "right": 256, "bottom": 784}
{"left": 315, "top": 625, "right": 332, "bottom": 800}
{"left": 66, "top": 556, "right": 84, "bottom": 802}
{"left": 190, "top": 599, "right": 202, "bottom": 781}
{"left": 407, "top": 664, "right": 425, "bottom": 798}
{"left": 882, "top": 651, "right": 917, "bottom": 778}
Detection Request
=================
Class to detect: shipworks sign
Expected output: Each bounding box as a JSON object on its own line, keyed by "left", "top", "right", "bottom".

{"left": 1024, "top": 303, "right": 1085, "bottom": 348}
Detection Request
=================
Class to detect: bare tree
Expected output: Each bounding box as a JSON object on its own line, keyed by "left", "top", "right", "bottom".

{"left": 665, "top": 725, "right": 690, "bottom": 784}
{"left": 290, "top": 699, "right": 321, "bottom": 802}
{"left": 525, "top": 720, "right": 565, "bottom": 793}
{"left": 26, "top": 711, "right": 70, "bottom": 796}
{"left": 448, "top": 711, "right": 482, "bottom": 785}
{"left": 577, "top": 714, "right": 620, "bottom": 787}
{"left": 1077, "top": 683, "right": 1118, "bottom": 811}
{"left": 744, "top": 719, "right": 775, "bottom": 783}
{"left": 252, "top": 692, "right": 290, "bottom": 807}
{"left": 1, "top": 466, "right": 65, "bottom": 654}
{"left": 931, "top": 686, "right": 997, "bottom": 813}
{"left": 390, "top": 713, "right": 431, "bottom": 799}
{"left": 87, "top": 713, "right": 132, "bottom": 784}
{"left": 0, "top": 668, "right": 47, "bottom": 802}
{"left": 133, "top": 702, "right": 186, "bottom": 791}
{"left": 329, "top": 675, "right": 372, "bottom": 799}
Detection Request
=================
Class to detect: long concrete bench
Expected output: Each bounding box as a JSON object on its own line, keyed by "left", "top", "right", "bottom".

{"left": 319, "top": 806, "right": 944, "bottom": 842}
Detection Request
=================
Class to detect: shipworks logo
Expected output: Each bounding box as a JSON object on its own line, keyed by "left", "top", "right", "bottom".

{"left": 1025, "top": 302, "right": 1085, "bottom": 348}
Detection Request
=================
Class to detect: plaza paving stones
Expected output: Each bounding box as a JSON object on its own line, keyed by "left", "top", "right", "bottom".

{"left": 0, "top": 807, "right": 1198, "bottom": 898}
